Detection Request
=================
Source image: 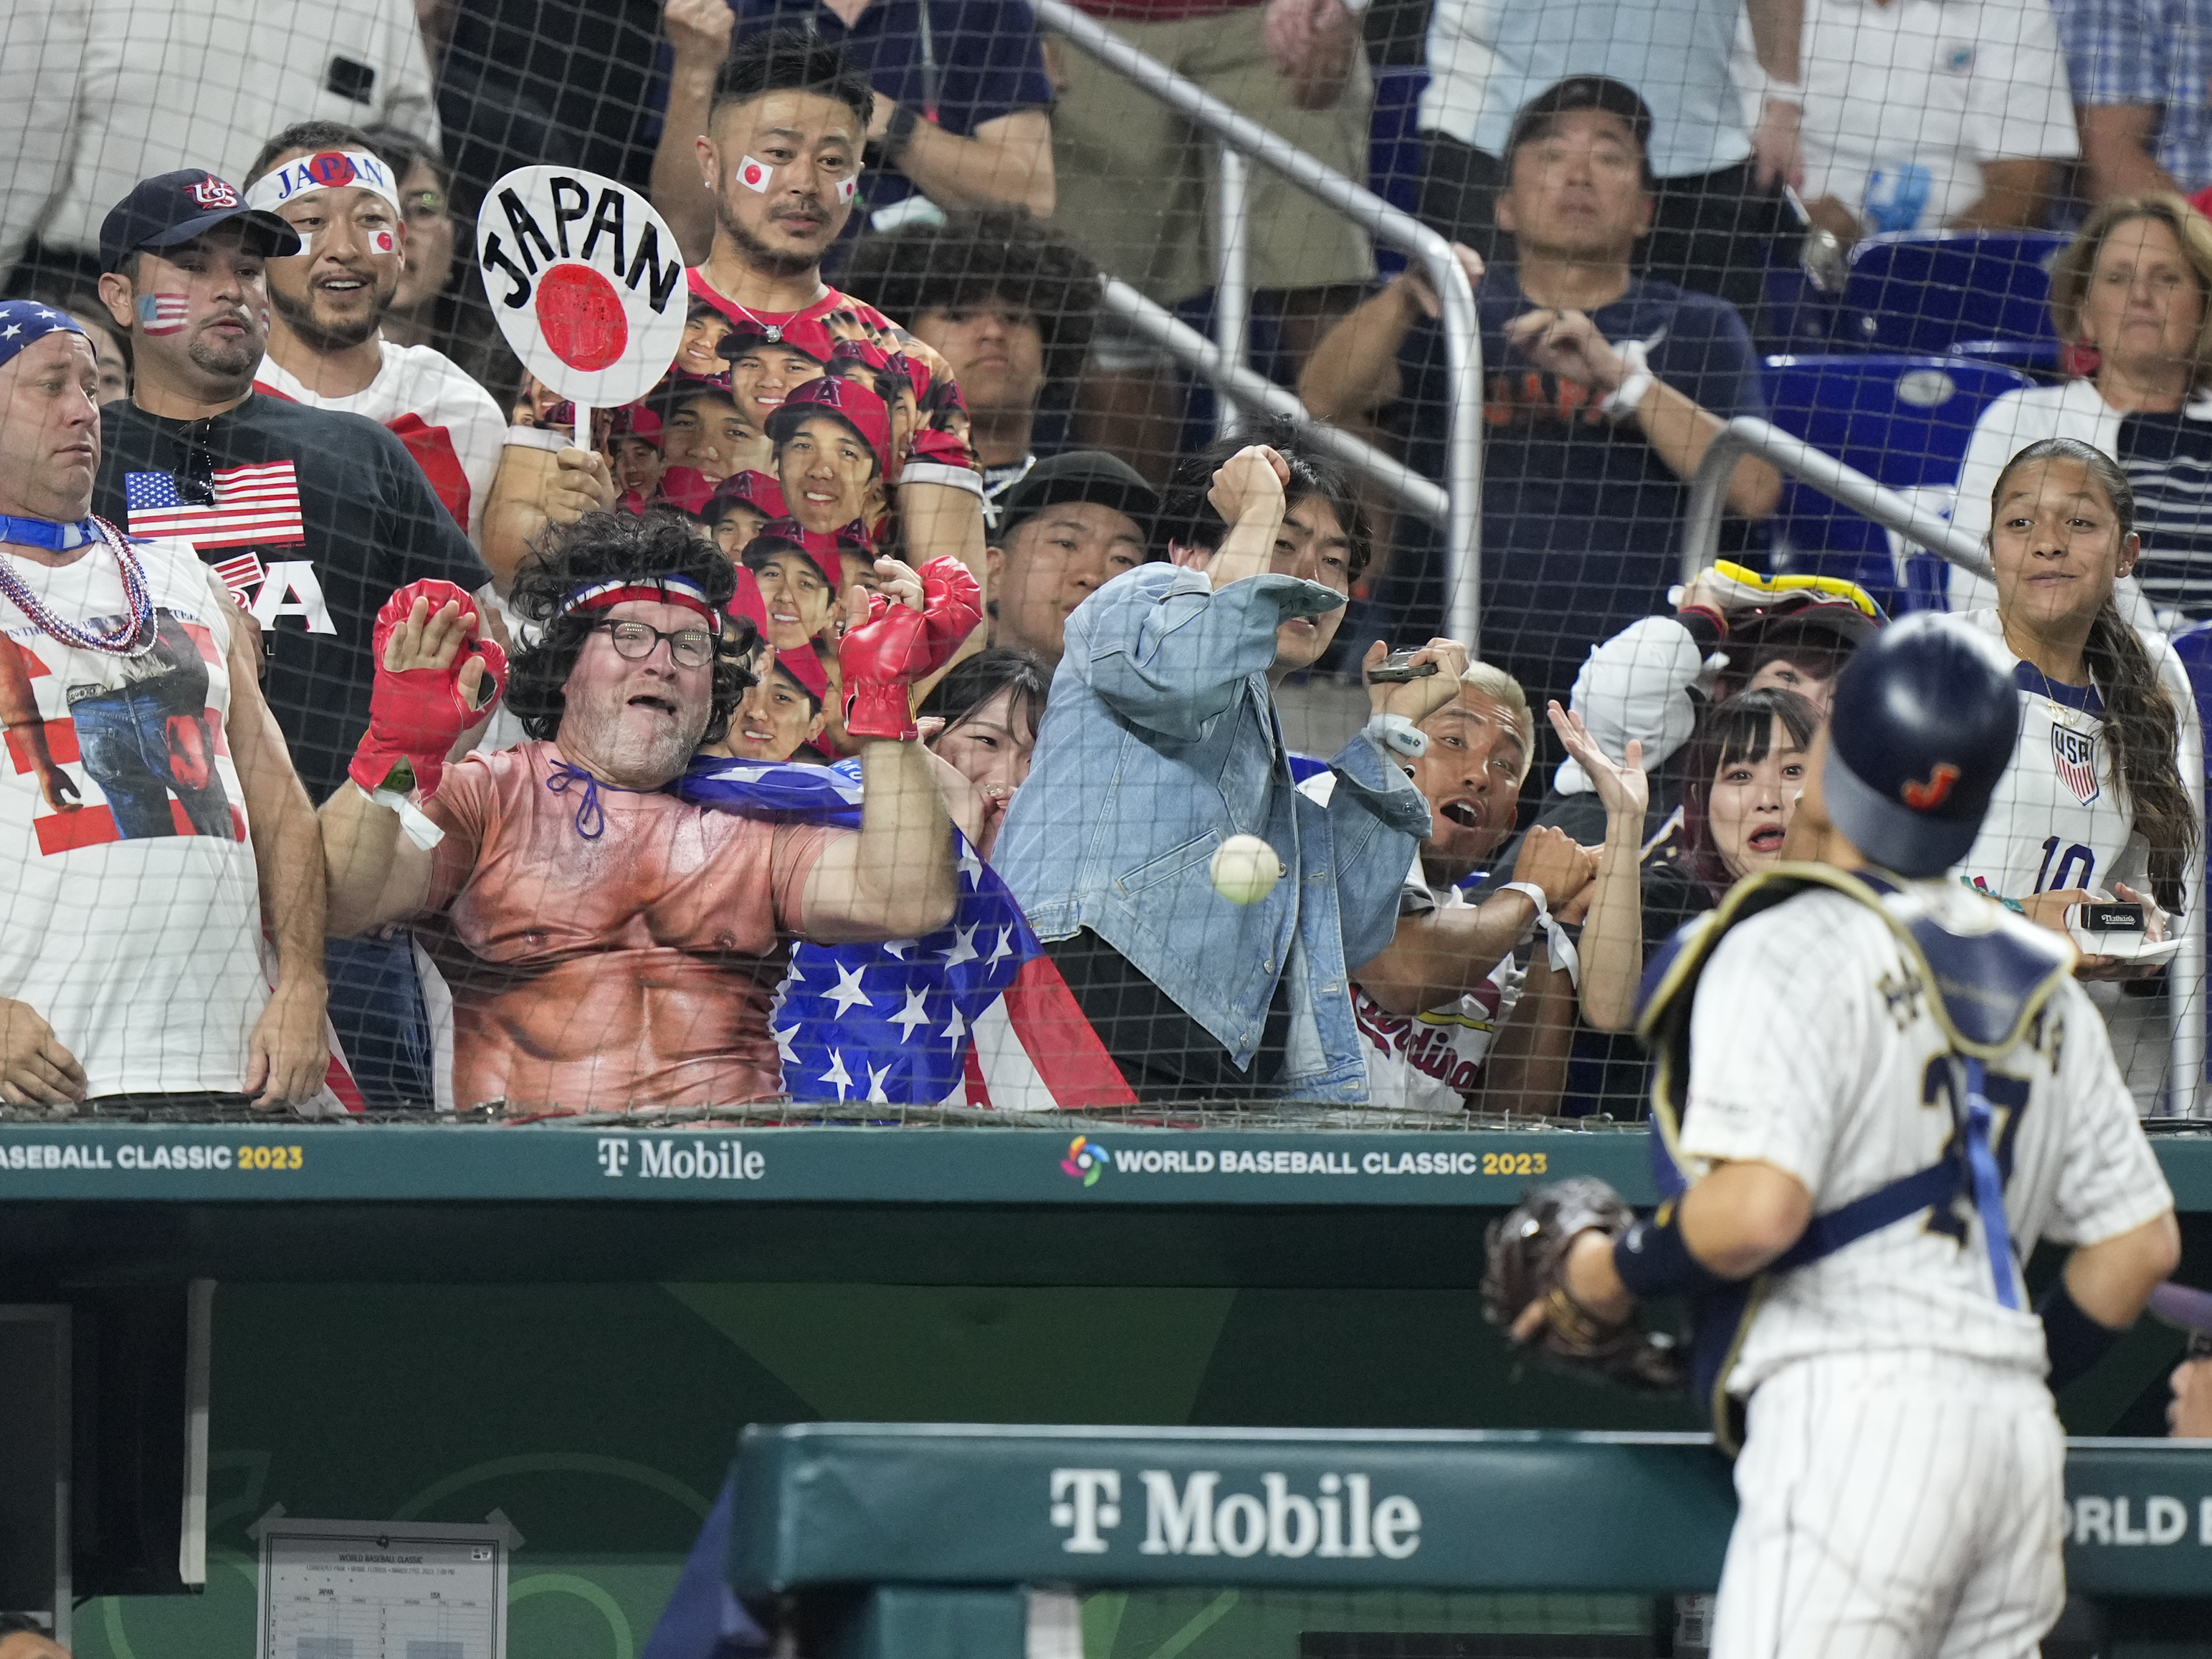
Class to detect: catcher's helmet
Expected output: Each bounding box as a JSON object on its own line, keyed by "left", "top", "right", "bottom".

{"left": 1824, "top": 613, "right": 2020, "bottom": 877}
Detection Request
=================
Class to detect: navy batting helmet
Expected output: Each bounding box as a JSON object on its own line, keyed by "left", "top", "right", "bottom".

{"left": 1823, "top": 613, "right": 2019, "bottom": 877}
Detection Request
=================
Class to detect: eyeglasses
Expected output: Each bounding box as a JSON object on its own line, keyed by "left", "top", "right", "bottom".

{"left": 590, "top": 618, "right": 716, "bottom": 669}
{"left": 401, "top": 188, "right": 446, "bottom": 222}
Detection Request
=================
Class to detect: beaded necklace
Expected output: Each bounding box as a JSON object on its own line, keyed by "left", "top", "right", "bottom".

{"left": 0, "top": 515, "right": 156, "bottom": 656}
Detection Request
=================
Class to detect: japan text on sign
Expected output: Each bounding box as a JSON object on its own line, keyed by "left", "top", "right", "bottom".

{"left": 475, "top": 167, "right": 686, "bottom": 408}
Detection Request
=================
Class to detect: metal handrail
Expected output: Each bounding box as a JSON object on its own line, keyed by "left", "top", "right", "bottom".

{"left": 1682, "top": 416, "right": 2208, "bottom": 1118}
{"left": 1097, "top": 277, "right": 1451, "bottom": 525}
{"left": 1031, "top": 0, "right": 1484, "bottom": 645}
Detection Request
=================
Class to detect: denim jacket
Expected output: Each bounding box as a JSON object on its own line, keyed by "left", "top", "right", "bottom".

{"left": 993, "top": 565, "right": 1434, "bottom": 1103}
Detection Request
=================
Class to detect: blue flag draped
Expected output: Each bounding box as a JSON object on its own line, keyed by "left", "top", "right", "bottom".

{"left": 674, "top": 756, "right": 1041, "bottom": 1104}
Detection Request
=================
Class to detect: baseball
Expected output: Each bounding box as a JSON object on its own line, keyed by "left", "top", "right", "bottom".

{"left": 1210, "top": 834, "right": 1284, "bottom": 905}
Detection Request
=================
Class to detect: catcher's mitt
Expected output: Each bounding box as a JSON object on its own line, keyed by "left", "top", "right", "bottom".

{"left": 1482, "top": 1177, "right": 1684, "bottom": 1393}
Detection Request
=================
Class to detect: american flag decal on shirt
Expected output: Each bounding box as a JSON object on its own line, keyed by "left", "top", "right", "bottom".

{"left": 2052, "top": 724, "right": 2102, "bottom": 805}
{"left": 124, "top": 463, "right": 305, "bottom": 550}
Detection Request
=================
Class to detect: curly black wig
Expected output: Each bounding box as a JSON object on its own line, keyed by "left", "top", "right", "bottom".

{"left": 506, "top": 509, "right": 758, "bottom": 747}
{"left": 839, "top": 209, "right": 1100, "bottom": 387}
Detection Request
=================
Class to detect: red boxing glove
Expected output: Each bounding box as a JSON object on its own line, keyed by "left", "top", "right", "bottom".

{"left": 349, "top": 580, "right": 510, "bottom": 798}
{"left": 835, "top": 558, "right": 983, "bottom": 742}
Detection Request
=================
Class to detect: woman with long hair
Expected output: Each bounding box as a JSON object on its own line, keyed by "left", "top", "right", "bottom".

{"left": 1555, "top": 685, "right": 1820, "bottom": 1033}
{"left": 1955, "top": 439, "right": 2196, "bottom": 969}
{"left": 1951, "top": 193, "right": 2212, "bottom": 619}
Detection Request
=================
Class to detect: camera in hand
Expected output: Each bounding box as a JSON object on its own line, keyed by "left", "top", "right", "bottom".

{"left": 1368, "top": 648, "right": 1439, "bottom": 684}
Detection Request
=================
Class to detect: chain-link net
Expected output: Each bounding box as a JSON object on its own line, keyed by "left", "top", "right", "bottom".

{"left": 0, "top": 0, "right": 2205, "bottom": 1124}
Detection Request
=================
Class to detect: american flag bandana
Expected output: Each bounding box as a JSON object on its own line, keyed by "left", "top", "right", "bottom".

{"left": 2051, "top": 724, "right": 2101, "bottom": 805}
{"left": 674, "top": 755, "right": 1041, "bottom": 1104}
{"left": 124, "top": 462, "right": 305, "bottom": 550}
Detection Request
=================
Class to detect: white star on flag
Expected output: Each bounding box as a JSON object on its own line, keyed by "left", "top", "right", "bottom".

{"left": 825, "top": 961, "right": 874, "bottom": 1015}
{"left": 957, "top": 845, "right": 983, "bottom": 884}
{"left": 986, "top": 927, "right": 1014, "bottom": 967}
{"left": 773, "top": 1023, "right": 800, "bottom": 1064}
{"left": 890, "top": 987, "right": 931, "bottom": 1041}
{"left": 942, "top": 1003, "right": 967, "bottom": 1043}
{"left": 882, "top": 939, "right": 913, "bottom": 960}
{"left": 865, "top": 1061, "right": 892, "bottom": 1104}
{"left": 819, "top": 1049, "right": 853, "bottom": 1101}
{"left": 1, "top": 326, "right": 19, "bottom": 339}
{"left": 940, "top": 923, "right": 980, "bottom": 967}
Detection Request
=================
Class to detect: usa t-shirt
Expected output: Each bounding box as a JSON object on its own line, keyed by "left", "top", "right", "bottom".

{"left": 95, "top": 393, "right": 492, "bottom": 804}
{"left": 1393, "top": 267, "right": 1766, "bottom": 705}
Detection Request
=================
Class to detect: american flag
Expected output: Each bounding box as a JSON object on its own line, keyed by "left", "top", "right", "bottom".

{"left": 211, "top": 551, "right": 267, "bottom": 603}
{"left": 138, "top": 295, "right": 189, "bottom": 336}
{"left": 2051, "top": 724, "right": 2102, "bottom": 805}
{"left": 676, "top": 756, "right": 1041, "bottom": 1105}
{"left": 124, "top": 462, "right": 305, "bottom": 550}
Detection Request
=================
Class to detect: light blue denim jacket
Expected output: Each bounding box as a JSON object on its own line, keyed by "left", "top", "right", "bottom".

{"left": 993, "top": 565, "right": 1434, "bottom": 1103}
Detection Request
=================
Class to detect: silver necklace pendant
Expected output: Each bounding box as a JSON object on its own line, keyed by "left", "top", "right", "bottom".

{"left": 765, "top": 325, "right": 782, "bottom": 343}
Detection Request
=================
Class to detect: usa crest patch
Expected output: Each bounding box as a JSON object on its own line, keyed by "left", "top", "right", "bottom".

{"left": 2051, "top": 724, "right": 2101, "bottom": 804}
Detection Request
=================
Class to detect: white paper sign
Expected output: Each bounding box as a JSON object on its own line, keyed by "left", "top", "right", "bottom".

{"left": 255, "top": 1516, "right": 509, "bottom": 1659}
{"left": 476, "top": 166, "right": 687, "bottom": 410}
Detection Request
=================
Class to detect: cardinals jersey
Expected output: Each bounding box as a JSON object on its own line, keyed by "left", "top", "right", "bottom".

{"left": 1949, "top": 609, "right": 2149, "bottom": 905}
{"left": 1675, "top": 877, "right": 2170, "bottom": 1391}
{"left": 255, "top": 341, "right": 505, "bottom": 540}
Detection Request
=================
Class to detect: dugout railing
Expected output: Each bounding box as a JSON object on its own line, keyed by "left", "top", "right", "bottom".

{"left": 1026, "top": 0, "right": 1487, "bottom": 647}
{"left": 1682, "top": 416, "right": 2212, "bottom": 1122}
{"left": 723, "top": 1423, "right": 2212, "bottom": 1658}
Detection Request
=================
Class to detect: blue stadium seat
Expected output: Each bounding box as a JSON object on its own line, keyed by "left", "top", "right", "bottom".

{"left": 1760, "top": 353, "right": 2034, "bottom": 611}
{"left": 1836, "top": 230, "right": 2069, "bottom": 355}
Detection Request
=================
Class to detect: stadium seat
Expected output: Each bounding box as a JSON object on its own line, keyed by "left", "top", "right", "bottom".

{"left": 1760, "top": 353, "right": 2034, "bottom": 611}
{"left": 1836, "top": 230, "right": 2069, "bottom": 356}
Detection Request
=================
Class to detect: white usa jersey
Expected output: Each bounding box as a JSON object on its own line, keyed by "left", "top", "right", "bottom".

{"left": 1677, "top": 879, "right": 2171, "bottom": 1392}
{"left": 1950, "top": 608, "right": 2147, "bottom": 904}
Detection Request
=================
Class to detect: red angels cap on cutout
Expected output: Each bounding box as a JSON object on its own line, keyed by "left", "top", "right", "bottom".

{"left": 764, "top": 375, "right": 893, "bottom": 479}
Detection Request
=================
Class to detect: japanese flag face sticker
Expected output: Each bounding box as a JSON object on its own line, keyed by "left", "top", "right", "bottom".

{"left": 738, "top": 156, "right": 773, "bottom": 193}
{"left": 836, "top": 176, "right": 857, "bottom": 204}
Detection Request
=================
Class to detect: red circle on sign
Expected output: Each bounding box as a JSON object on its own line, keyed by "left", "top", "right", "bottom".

{"left": 535, "top": 264, "right": 629, "bottom": 373}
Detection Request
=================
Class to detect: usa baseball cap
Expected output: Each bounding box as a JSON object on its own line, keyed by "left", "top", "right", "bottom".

{"left": 995, "top": 450, "right": 1161, "bottom": 548}
{"left": 1505, "top": 77, "right": 1656, "bottom": 176}
{"left": 100, "top": 170, "right": 301, "bottom": 272}
{"left": 1821, "top": 613, "right": 2020, "bottom": 878}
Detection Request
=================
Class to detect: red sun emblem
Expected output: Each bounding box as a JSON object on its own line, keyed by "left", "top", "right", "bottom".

{"left": 376, "top": 231, "right": 394, "bottom": 252}
{"left": 743, "top": 162, "right": 765, "bottom": 187}
{"left": 535, "top": 264, "right": 629, "bottom": 373}
{"left": 1899, "top": 762, "right": 1960, "bottom": 811}
{"left": 305, "top": 150, "right": 360, "bottom": 188}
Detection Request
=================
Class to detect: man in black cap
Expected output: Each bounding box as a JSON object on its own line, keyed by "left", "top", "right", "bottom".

{"left": 985, "top": 450, "right": 1158, "bottom": 670}
{"left": 89, "top": 168, "right": 496, "bottom": 1110}
{"left": 1300, "top": 76, "right": 1780, "bottom": 721}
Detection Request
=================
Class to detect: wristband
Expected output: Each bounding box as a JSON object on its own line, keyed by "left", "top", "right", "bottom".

{"left": 1613, "top": 1202, "right": 1730, "bottom": 1301}
{"left": 1364, "top": 712, "right": 1429, "bottom": 759}
{"left": 2039, "top": 1278, "right": 2124, "bottom": 1391}
{"left": 1500, "top": 879, "right": 1583, "bottom": 988}
{"left": 882, "top": 104, "right": 923, "bottom": 166}
{"left": 1600, "top": 338, "right": 1655, "bottom": 423}
{"left": 1500, "top": 881, "right": 1550, "bottom": 945}
{"left": 353, "top": 779, "right": 446, "bottom": 851}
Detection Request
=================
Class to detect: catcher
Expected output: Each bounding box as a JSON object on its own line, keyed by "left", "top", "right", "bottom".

{"left": 1484, "top": 615, "right": 2178, "bottom": 1658}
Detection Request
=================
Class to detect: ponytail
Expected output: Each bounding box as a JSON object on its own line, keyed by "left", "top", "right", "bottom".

{"left": 2082, "top": 601, "right": 2197, "bottom": 910}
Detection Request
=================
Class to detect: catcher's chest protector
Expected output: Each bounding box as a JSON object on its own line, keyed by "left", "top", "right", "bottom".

{"left": 1631, "top": 864, "right": 2076, "bottom": 1453}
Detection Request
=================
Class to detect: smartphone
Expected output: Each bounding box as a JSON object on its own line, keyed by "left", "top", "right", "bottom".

{"left": 2073, "top": 902, "right": 2147, "bottom": 933}
{"left": 1368, "top": 648, "right": 1440, "bottom": 684}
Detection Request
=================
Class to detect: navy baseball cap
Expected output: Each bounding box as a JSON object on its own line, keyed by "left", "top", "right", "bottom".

{"left": 1822, "top": 613, "right": 2020, "bottom": 878}
{"left": 99, "top": 170, "right": 300, "bottom": 272}
{"left": 1505, "top": 77, "right": 1656, "bottom": 168}
{"left": 996, "top": 450, "right": 1162, "bottom": 546}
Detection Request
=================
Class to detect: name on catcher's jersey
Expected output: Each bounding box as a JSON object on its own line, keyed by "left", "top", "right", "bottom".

{"left": 1677, "top": 880, "right": 2170, "bottom": 1390}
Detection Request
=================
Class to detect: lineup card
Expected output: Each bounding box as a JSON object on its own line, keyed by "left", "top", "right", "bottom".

{"left": 255, "top": 1518, "right": 507, "bottom": 1659}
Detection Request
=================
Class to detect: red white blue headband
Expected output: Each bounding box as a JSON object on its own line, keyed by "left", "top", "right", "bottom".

{"left": 244, "top": 149, "right": 403, "bottom": 216}
{"left": 559, "top": 575, "right": 722, "bottom": 633}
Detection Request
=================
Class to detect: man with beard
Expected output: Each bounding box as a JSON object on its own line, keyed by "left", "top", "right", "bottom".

{"left": 89, "top": 168, "right": 495, "bottom": 1109}
{"left": 318, "top": 512, "right": 971, "bottom": 1110}
{"left": 678, "top": 29, "right": 985, "bottom": 591}
{"left": 241, "top": 124, "right": 505, "bottom": 542}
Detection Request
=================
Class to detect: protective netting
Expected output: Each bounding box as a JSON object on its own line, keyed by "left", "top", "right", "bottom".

{"left": 0, "top": 0, "right": 2206, "bottom": 1123}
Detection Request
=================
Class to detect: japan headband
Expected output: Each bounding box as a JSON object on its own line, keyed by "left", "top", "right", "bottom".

{"left": 244, "top": 149, "right": 404, "bottom": 217}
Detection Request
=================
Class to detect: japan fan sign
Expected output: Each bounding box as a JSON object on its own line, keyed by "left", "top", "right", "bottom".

{"left": 475, "top": 167, "right": 687, "bottom": 429}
